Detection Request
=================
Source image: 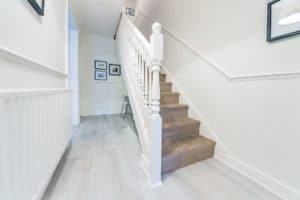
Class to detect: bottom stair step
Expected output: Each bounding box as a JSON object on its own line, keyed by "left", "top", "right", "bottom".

{"left": 162, "top": 136, "right": 216, "bottom": 174}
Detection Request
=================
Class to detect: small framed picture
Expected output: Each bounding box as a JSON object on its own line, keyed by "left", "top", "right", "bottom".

{"left": 267, "top": 0, "right": 300, "bottom": 42}
{"left": 109, "top": 64, "right": 121, "bottom": 76}
{"left": 126, "top": 7, "right": 135, "bottom": 16}
{"left": 28, "top": 0, "right": 45, "bottom": 16}
{"left": 95, "top": 60, "right": 107, "bottom": 70}
{"left": 95, "top": 70, "right": 107, "bottom": 80}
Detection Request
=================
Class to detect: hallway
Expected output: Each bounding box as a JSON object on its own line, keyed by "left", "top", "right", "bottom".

{"left": 42, "top": 115, "right": 280, "bottom": 200}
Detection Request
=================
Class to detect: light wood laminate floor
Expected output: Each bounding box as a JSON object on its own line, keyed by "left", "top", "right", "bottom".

{"left": 42, "top": 115, "right": 280, "bottom": 200}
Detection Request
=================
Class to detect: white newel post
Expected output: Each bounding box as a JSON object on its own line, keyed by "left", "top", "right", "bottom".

{"left": 149, "top": 23, "right": 163, "bottom": 186}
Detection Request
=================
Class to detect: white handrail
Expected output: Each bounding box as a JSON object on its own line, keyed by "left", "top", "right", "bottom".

{"left": 117, "top": 14, "right": 163, "bottom": 186}
{"left": 124, "top": 16, "right": 150, "bottom": 51}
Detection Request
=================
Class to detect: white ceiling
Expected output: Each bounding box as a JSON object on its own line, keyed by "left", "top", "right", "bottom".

{"left": 70, "top": 0, "right": 123, "bottom": 37}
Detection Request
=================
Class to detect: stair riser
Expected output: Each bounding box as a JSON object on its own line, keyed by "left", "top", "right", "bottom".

{"left": 160, "top": 85, "right": 172, "bottom": 93}
{"left": 160, "top": 74, "right": 166, "bottom": 82}
{"left": 163, "top": 133, "right": 198, "bottom": 147}
{"left": 162, "top": 144, "right": 215, "bottom": 174}
{"left": 161, "top": 94, "right": 179, "bottom": 105}
{"left": 160, "top": 107, "right": 188, "bottom": 122}
{"left": 163, "top": 124, "right": 200, "bottom": 146}
{"left": 159, "top": 72, "right": 216, "bottom": 174}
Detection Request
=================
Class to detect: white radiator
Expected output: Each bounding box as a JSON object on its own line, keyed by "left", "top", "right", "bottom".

{"left": 0, "top": 89, "right": 72, "bottom": 200}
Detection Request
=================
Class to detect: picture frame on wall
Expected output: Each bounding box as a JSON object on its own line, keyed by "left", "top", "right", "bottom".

{"left": 126, "top": 7, "right": 135, "bottom": 16}
{"left": 109, "top": 64, "right": 121, "bottom": 76}
{"left": 95, "top": 60, "right": 108, "bottom": 70}
{"left": 95, "top": 70, "right": 107, "bottom": 81}
{"left": 28, "top": 0, "right": 45, "bottom": 16}
{"left": 267, "top": 0, "right": 300, "bottom": 42}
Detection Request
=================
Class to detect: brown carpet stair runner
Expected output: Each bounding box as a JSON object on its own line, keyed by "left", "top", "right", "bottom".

{"left": 160, "top": 73, "right": 216, "bottom": 174}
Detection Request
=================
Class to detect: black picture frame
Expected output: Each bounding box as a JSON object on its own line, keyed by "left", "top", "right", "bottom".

{"left": 94, "top": 60, "right": 108, "bottom": 70}
{"left": 95, "top": 70, "right": 107, "bottom": 81}
{"left": 267, "top": 0, "right": 300, "bottom": 42}
{"left": 28, "top": 0, "right": 45, "bottom": 16}
{"left": 126, "top": 7, "right": 135, "bottom": 16}
{"left": 109, "top": 64, "right": 121, "bottom": 76}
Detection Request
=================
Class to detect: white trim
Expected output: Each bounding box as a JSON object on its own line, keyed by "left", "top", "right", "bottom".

{"left": 0, "top": 46, "right": 68, "bottom": 79}
{"left": 0, "top": 88, "right": 71, "bottom": 97}
{"left": 216, "top": 155, "right": 300, "bottom": 200}
{"left": 136, "top": 13, "right": 300, "bottom": 81}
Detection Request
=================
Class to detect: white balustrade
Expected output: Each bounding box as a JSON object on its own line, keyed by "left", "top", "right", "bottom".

{"left": 116, "top": 14, "right": 163, "bottom": 185}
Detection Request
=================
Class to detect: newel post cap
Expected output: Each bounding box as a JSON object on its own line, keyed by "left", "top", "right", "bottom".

{"left": 150, "top": 22, "right": 163, "bottom": 63}
{"left": 152, "top": 23, "right": 162, "bottom": 33}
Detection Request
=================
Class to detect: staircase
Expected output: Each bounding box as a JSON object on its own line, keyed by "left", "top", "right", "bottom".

{"left": 117, "top": 13, "right": 216, "bottom": 184}
{"left": 160, "top": 74, "right": 215, "bottom": 174}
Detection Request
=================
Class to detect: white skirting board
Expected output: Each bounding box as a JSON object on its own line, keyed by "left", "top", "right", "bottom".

{"left": 216, "top": 155, "right": 300, "bottom": 200}
{"left": 0, "top": 89, "right": 72, "bottom": 200}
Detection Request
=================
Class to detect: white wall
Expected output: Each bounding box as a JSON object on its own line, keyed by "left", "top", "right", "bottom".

{"left": 136, "top": 0, "right": 300, "bottom": 77}
{"left": 68, "top": 11, "right": 80, "bottom": 125}
{"left": 0, "top": 1, "right": 70, "bottom": 199}
{"left": 79, "top": 33, "right": 125, "bottom": 116}
{"left": 0, "top": 0, "right": 68, "bottom": 88}
{"left": 70, "top": 0, "right": 122, "bottom": 37}
{"left": 134, "top": 0, "right": 300, "bottom": 199}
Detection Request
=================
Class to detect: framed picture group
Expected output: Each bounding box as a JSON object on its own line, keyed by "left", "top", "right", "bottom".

{"left": 94, "top": 60, "right": 121, "bottom": 81}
